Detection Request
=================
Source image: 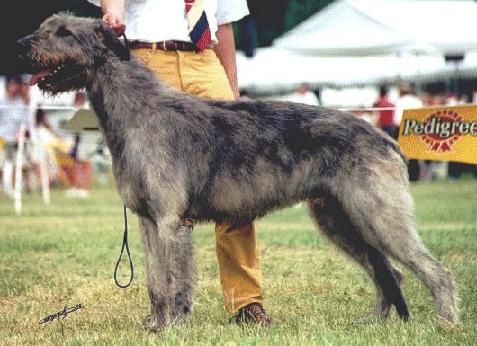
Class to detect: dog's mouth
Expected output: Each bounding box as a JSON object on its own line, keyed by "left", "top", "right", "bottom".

{"left": 29, "top": 69, "right": 52, "bottom": 86}
{"left": 29, "top": 63, "right": 86, "bottom": 91}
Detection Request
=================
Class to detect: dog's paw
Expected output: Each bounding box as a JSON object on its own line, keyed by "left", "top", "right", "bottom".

{"left": 174, "top": 292, "right": 193, "bottom": 319}
{"left": 143, "top": 314, "right": 165, "bottom": 333}
{"left": 437, "top": 311, "right": 460, "bottom": 326}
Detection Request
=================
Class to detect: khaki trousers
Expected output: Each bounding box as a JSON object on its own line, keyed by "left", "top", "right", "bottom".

{"left": 132, "top": 48, "right": 263, "bottom": 313}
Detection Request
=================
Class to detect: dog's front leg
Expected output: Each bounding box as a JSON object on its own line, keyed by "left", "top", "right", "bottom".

{"left": 171, "top": 219, "right": 195, "bottom": 321}
{"left": 138, "top": 215, "right": 194, "bottom": 332}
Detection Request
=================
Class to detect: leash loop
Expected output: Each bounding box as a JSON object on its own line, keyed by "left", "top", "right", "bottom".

{"left": 113, "top": 206, "right": 134, "bottom": 288}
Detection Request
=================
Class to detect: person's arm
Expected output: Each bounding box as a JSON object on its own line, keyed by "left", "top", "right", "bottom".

{"left": 101, "top": 0, "right": 126, "bottom": 35}
{"left": 214, "top": 23, "right": 240, "bottom": 100}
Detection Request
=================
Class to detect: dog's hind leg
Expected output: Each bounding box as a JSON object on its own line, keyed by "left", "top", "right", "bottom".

{"left": 138, "top": 215, "right": 194, "bottom": 332}
{"left": 309, "top": 197, "right": 409, "bottom": 321}
{"left": 340, "top": 164, "right": 458, "bottom": 324}
{"left": 388, "top": 242, "right": 458, "bottom": 324}
{"left": 354, "top": 199, "right": 458, "bottom": 324}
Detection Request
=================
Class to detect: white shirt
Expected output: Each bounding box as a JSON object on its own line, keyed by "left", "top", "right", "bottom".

{"left": 394, "top": 94, "right": 423, "bottom": 126}
{"left": 0, "top": 97, "right": 29, "bottom": 142}
{"left": 283, "top": 91, "right": 320, "bottom": 106}
{"left": 89, "top": 0, "right": 249, "bottom": 43}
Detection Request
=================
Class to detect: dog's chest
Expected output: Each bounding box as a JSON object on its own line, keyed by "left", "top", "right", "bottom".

{"left": 109, "top": 157, "right": 150, "bottom": 214}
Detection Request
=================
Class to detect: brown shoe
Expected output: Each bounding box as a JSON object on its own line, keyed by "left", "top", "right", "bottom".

{"left": 232, "top": 303, "right": 273, "bottom": 326}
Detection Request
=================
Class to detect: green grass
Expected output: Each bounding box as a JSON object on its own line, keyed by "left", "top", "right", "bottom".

{"left": 0, "top": 180, "right": 476, "bottom": 345}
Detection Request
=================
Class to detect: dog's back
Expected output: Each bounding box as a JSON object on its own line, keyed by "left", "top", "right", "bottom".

{"left": 177, "top": 98, "right": 406, "bottom": 224}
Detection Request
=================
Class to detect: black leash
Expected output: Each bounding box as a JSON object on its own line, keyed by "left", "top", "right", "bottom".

{"left": 122, "top": 33, "right": 130, "bottom": 50}
{"left": 111, "top": 35, "right": 133, "bottom": 289}
{"left": 113, "top": 206, "right": 134, "bottom": 288}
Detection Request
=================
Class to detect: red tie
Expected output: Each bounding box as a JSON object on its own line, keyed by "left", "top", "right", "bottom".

{"left": 185, "top": 0, "right": 212, "bottom": 51}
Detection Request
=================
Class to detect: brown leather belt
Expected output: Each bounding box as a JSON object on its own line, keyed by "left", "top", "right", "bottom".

{"left": 129, "top": 40, "right": 197, "bottom": 52}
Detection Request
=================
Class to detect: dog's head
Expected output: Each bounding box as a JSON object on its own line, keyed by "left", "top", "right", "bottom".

{"left": 17, "top": 14, "right": 130, "bottom": 94}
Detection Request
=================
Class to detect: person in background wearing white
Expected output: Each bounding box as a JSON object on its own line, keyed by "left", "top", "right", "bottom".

{"left": 393, "top": 82, "right": 423, "bottom": 127}
{"left": 0, "top": 75, "right": 30, "bottom": 197}
{"left": 284, "top": 83, "right": 320, "bottom": 106}
{"left": 394, "top": 82, "right": 423, "bottom": 181}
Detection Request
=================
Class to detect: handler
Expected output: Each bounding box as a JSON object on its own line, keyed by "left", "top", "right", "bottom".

{"left": 89, "top": 0, "right": 272, "bottom": 325}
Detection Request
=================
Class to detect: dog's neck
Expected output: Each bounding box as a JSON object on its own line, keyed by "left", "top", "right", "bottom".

{"left": 86, "top": 57, "right": 172, "bottom": 150}
{"left": 89, "top": 58, "right": 160, "bottom": 120}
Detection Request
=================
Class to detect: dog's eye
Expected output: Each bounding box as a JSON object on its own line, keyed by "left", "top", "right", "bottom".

{"left": 56, "top": 26, "right": 72, "bottom": 37}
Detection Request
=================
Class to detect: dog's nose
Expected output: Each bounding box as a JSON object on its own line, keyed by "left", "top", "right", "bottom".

{"left": 17, "top": 37, "right": 29, "bottom": 47}
{"left": 16, "top": 35, "right": 34, "bottom": 54}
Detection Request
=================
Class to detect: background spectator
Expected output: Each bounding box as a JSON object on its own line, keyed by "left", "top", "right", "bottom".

{"left": 283, "top": 83, "right": 320, "bottom": 106}
{"left": 394, "top": 82, "right": 423, "bottom": 181}
{"left": 373, "top": 85, "right": 396, "bottom": 138}
{"left": 0, "top": 75, "right": 30, "bottom": 197}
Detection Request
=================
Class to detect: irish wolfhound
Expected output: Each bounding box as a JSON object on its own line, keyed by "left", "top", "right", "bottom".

{"left": 17, "top": 15, "right": 458, "bottom": 331}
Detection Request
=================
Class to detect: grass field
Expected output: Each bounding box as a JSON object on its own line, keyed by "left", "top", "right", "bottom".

{"left": 0, "top": 179, "right": 476, "bottom": 345}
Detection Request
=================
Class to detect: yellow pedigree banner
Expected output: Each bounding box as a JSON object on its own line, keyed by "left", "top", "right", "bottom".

{"left": 398, "top": 105, "right": 477, "bottom": 164}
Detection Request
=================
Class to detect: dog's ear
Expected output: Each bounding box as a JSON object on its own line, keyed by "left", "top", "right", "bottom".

{"left": 95, "top": 22, "right": 130, "bottom": 61}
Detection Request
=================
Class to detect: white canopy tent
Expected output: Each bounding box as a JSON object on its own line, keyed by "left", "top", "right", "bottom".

{"left": 239, "top": 0, "right": 477, "bottom": 93}
{"left": 236, "top": 47, "right": 445, "bottom": 91}
{"left": 273, "top": 0, "right": 477, "bottom": 56}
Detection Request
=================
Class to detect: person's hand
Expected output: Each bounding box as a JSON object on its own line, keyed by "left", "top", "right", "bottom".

{"left": 103, "top": 10, "right": 126, "bottom": 36}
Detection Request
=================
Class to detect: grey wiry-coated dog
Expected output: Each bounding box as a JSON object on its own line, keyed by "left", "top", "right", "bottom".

{"left": 18, "top": 15, "right": 458, "bottom": 331}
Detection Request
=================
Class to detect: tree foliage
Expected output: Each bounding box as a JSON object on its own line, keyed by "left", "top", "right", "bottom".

{"left": 244, "top": 0, "right": 335, "bottom": 48}
{"left": 283, "top": 0, "right": 335, "bottom": 33}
